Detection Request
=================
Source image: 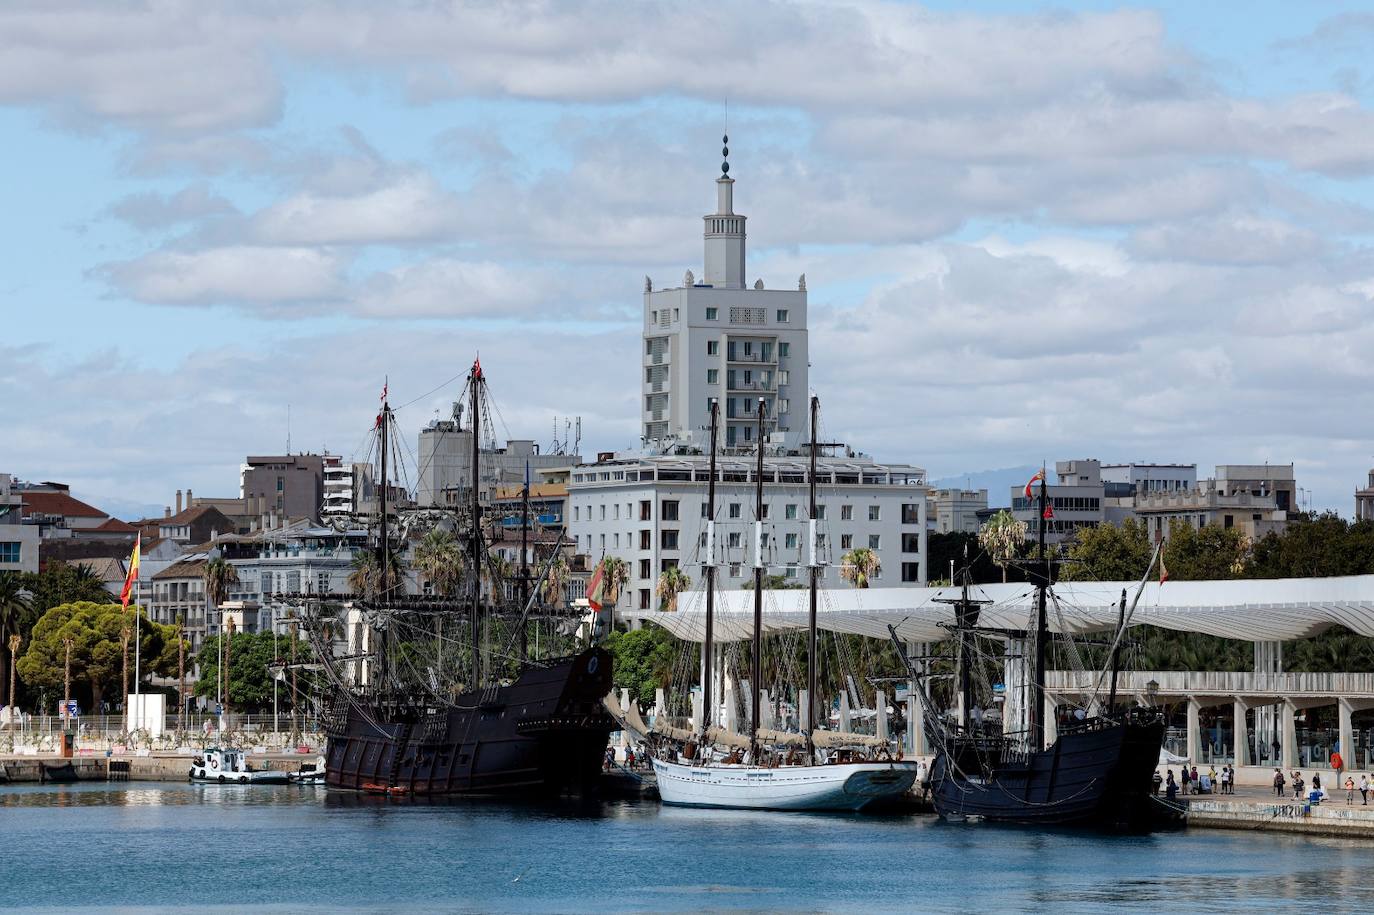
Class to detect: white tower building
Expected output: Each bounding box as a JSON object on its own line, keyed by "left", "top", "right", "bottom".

{"left": 642, "top": 137, "right": 809, "bottom": 450}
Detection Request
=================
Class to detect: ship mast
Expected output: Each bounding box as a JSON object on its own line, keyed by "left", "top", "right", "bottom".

{"left": 806, "top": 396, "right": 819, "bottom": 763}
{"left": 469, "top": 359, "right": 483, "bottom": 687}
{"left": 519, "top": 461, "right": 531, "bottom": 661}
{"left": 375, "top": 386, "right": 391, "bottom": 694}
{"left": 749, "top": 397, "right": 766, "bottom": 756}
{"left": 700, "top": 399, "right": 718, "bottom": 734}
{"left": 1031, "top": 468, "right": 1050, "bottom": 750}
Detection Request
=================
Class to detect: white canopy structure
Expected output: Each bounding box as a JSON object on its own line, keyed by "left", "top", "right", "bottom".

{"left": 623, "top": 575, "right": 1374, "bottom": 644}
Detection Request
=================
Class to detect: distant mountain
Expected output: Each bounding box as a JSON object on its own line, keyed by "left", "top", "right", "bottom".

{"left": 928, "top": 465, "right": 1040, "bottom": 508}
{"left": 76, "top": 493, "right": 166, "bottom": 523}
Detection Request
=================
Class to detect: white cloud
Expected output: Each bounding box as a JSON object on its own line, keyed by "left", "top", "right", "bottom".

{"left": 101, "top": 246, "right": 346, "bottom": 307}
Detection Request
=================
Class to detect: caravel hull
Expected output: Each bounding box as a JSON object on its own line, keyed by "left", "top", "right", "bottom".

{"left": 930, "top": 718, "right": 1165, "bottom": 829}
{"left": 654, "top": 758, "right": 919, "bottom": 812}
{"left": 324, "top": 648, "right": 614, "bottom": 796}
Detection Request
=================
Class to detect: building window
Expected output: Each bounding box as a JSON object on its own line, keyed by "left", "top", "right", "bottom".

{"left": 901, "top": 503, "right": 921, "bottom": 524}
{"left": 707, "top": 369, "right": 719, "bottom": 384}
{"left": 639, "top": 589, "right": 650, "bottom": 610}
{"left": 661, "top": 558, "right": 678, "bottom": 573}
{"left": 785, "top": 504, "right": 797, "bottom": 520}
{"left": 260, "top": 573, "right": 273, "bottom": 595}
{"left": 743, "top": 369, "right": 752, "bottom": 385}
{"left": 707, "top": 340, "right": 719, "bottom": 356}
{"left": 651, "top": 311, "right": 657, "bottom": 323}
{"left": 599, "top": 504, "right": 606, "bottom": 520}
{"left": 0, "top": 542, "right": 20, "bottom": 564}
{"left": 318, "top": 572, "right": 329, "bottom": 593}
{"left": 785, "top": 532, "right": 798, "bottom": 550}
{"left": 868, "top": 505, "right": 881, "bottom": 521}
{"left": 639, "top": 530, "right": 651, "bottom": 550}
{"left": 841, "top": 505, "right": 853, "bottom": 521}
{"left": 729, "top": 563, "right": 741, "bottom": 578}
{"left": 613, "top": 504, "right": 620, "bottom": 520}
{"left": 662, "top": 500, "right": 680, "bottom": 521}
{"left": 706, "top": 307, "right": 718, "bottom": 321}
{"left": 814, "top": 505, "right": 826, "bottom": 520}
{"left": 599, "top": 534, "right": 605, "bottom": 550}
{"left": 841, "top": 534, "right": 853, "bottom": 549}
{"left": 640, "top": 500, "right": 651, "bottom": 521}
{"left": 613, "top": 533, "right": 620, "bottom": 548}
{"left": 673, "top": 308, "right": 680, "bottom": 321}
{"left": 777, "top": 309, "right": 789, "bottom": 322}
{"left": 902, "top": 562, "right": 920, "bottom": 583}
{"left": 639, "top": 559, "right": 651, "bottom": 579}
{"left": 778, "top": 398, "right": 789, "bottom": 414}
{"left": 573, "top": 505, "right": 580, "bottom": 521}
{"left": 701, "top": 503, "right": 711, "bottom": 518}
{"left": 277, "top": 476, "right": 284, "bottom": 492}
{"left": 728, "top": 532, "right": 742, "bottom": 549}
{"left": 744, "top": 341, "right": 753, "bottom": 356}
{"left": 902, "top": 533, "right": 921, "bottom": 553}
{"left": 729, "top": 503, "right": 742, "bottom": 519}
{"left": 869, "top": 534, "right": 881, "bottom": 550}
{"left": 778, "top": 370, "right": 789, "bottom": 385}
{"left": 779, "top": 342, "right": 790, "bottom": 358}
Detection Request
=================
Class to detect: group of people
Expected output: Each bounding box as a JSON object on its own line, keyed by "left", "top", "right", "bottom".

{"left": 1273, "top": 768, "right": 1372, "bottom": 805}
{"left": 604, "top": 744, "right": 651, "bottom": 772}
{"left": 1158, "top": 764, "right": 1234, "bottom": 799}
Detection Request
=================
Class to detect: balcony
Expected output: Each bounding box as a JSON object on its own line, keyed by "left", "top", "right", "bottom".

{"left": 725, "top": 352, "right": 777, "bottom": 365}
{"left": 726, "top": 382, "right": 777, "bottom": 394}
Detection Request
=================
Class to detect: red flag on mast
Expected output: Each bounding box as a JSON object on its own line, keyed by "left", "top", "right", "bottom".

{"left": 120, "top": 533, "right": 141, "bottom": 608}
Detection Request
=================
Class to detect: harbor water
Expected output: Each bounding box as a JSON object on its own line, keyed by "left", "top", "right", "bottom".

{"left": 2, "top": 782, "right": 1371, "bottom": 913}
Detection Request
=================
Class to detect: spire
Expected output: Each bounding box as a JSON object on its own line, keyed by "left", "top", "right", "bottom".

{"left": 704, "top": 133, "right": 746, "bottom": 287}
{"left": 722, "top": 133, "right": 729, "bottom": 179}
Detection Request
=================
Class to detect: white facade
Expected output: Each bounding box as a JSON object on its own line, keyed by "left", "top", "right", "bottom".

{"left": 643, "top": 166, "right": 809, "bottom": 450}
{"left": 0, "top": 473, "right": 39, "bottom": 574}
{"left": 568, "top": 452, "right": 927, "bottom": 611}
{"left": 1100, "top": 462, "right": 1197, "bottom": 494}
{"left": 927, "top": 488, "right": 987, "bottom": 534}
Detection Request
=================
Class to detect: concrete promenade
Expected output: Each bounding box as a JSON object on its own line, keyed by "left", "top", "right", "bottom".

{"left": 0, "top": 749, "right": 319, "bottom": 783}
{"left": 1176, "top": 783, "right": 1374, "bottom": 839}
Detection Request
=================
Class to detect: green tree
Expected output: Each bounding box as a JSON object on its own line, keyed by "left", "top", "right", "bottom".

{"left": 194, "top": 631, "right": 283, "bottom": 710}
{"left": 654, "top": 565, "right": 692, "bottom": 610}
{"left": 978, "top": 510, "right": 1027, "bottom": 583}
{"left": 413, "top": 528, "right": 464, "bottom": 596}
{"left": 202, "top": 556, "right": 239, "bottom": 607}
{"left": 840, "top": 547, "right": 880, "bottom": 588}
{"left": 20, "top": 561, "right": 111, "bottom": 616}
{"left": 542, "top": 555, "right": 570, "bottom": 608}
{"left": 1060, "top": 518, "right": 1155, "bottom": 582}
{"left": 740, "top": 574, "right": 804, "bottom": 591}
{"left": 1247, "top": 513, "right": 1374, "bottom": 579}
{"left": 603, "top": 624, "right": 679, "bottom": 704}
{"left": 17, "top": 601, "right": 176, "bottom": 710}
{"left": 1162, "top": 521, "right": 1249, "bottom": 581}
{"left": 597, "top": 556, "right": 630, "bottom": 606}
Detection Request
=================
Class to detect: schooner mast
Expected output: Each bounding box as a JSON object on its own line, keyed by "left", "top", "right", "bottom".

{"left": 700, "top": 399, "right": 719, "bottom": 733}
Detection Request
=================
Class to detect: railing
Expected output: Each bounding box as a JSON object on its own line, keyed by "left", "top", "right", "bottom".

{"left": 1046, "top": 669, "right": 1374, "bottom": 697}
{"left": 0, "top": 713, "right": 325, "bottom": 754}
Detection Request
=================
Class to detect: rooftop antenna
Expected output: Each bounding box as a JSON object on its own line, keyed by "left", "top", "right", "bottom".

{"left": 286, "top": 403, "right": 291, "bottom": 453}
{"left": 573, "top": 417, "right": 582, "bottom": 456}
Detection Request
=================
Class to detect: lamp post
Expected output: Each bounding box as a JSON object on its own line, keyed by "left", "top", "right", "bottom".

{"left": 7, "top": 634, "right": 20, "bottom": 716}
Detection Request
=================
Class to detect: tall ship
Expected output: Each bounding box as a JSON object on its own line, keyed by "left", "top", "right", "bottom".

{"left": 649, "top": 396, "right": 919, "bottom": 811}
{"left": 907, "top": 474, "right": 1168, "bottom": 829}
{"left": 304, "top": 359, "right": 614, "bottom": 796}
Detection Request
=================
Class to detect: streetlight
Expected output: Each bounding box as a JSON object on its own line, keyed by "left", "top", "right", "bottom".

{"left": 1146, "top": 679, "right": 1160, "bottom": 709}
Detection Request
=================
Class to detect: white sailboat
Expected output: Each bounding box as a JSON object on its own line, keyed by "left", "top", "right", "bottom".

{"left": 652, "top": 396, "right": 918, "bottom": 812}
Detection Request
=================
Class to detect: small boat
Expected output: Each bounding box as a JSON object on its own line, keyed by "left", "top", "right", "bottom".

{"left": 189, "top": 748, "right": 290, "bottom": 784}
{"left": 287, "top": 757, "right": 327, "bottom": 785}
{"left": 361, "top": 782, "right": 409, "bottom": 797}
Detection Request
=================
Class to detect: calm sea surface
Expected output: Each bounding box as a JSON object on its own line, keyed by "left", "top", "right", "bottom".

{"left": 1, "top": 782, "right": 1370, "bottom": 913}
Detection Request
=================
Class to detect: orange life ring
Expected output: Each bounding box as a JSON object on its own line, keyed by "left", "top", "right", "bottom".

{"left": 1331, "top": 752, "right": 1343, "bottom": 771}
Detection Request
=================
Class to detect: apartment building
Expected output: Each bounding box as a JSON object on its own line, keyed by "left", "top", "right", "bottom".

{"left": 0, "top": 473, "right": 40, "bottom": 573}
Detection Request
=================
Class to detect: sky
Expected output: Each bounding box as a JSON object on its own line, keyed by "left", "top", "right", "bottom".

{"left": 5, "top": 0, "right": 1374, "bottom": 519}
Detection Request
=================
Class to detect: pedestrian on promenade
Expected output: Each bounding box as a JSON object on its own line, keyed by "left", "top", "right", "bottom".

{"left": 1345, "top": 776, "right": 1356, "bottom": 805}
{"left": 1152, "top": 770, "right": 1163, "bottom": 796}
{"left": 1294, "top": 772, "right": 1305, "bottom": 799}
{"left": 1181, "top": 766, "right": 1192, "bottom": 795}
{"left": 1166, "top": 770, "right": 1177, "bottom": 800}
{"left": 1360, "top": 774, "right": 1369, "bottom": 805}
{"left": 1273, "top": 768, "right": 1286, "bottom": 797}
{"left": 1313, "top": 773, "right": 1322, "bottom": 795}
{"left": 1220, "top": 765, "right": 1230, "bottom": 795}
{"left": 1190, "top": 765, "right": 1199, "bottom": 794}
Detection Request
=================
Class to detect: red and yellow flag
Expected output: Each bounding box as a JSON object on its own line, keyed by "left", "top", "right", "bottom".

{"left": 120, "top": 533, "right": 141, "bottom": 608}
{"left": 1023, "top": 469, "right": 1045, "bottom": 499}
{"left": 586, "top": 563, "right": 606, "bottom": 611}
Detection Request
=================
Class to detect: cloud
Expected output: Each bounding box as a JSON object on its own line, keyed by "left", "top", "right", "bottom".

{"left": 108, "top": 184, "right": 238, "bottom": 230}
{"left": 99, "top": 246, "right": 346, "bottom": 307}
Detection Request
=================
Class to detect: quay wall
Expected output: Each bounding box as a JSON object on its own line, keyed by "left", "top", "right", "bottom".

{"left": 1188, "top": 799, "right": 1374, "bottom": 839}
{"left": 0, "top": 751, "right": 317, "bottom": 784}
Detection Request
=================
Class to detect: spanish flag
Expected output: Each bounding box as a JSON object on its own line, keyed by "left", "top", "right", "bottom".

{"left": 586, "top": 562, "right": 607, "bottom": 611}
{"left": 120, "top": 533, "right": 141, "bottom": 608}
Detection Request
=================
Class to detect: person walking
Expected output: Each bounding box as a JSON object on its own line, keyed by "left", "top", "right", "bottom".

{"left": 1181, "top": 765, "right": 1192, "bottom": 795}
{"left": 1360, "top": 774, "right": 1369, "bottom": 806}
{"left": 1166, "top": 770, "right": 1178, "bottom": 800}
{"left": 1273, "top": 768, "right": 1286, "bottom": 797}
{"left": 1345, "top": 775, "right": 1356, "bottom": 805}
{"left": 1190, "top": 765, "right": 1200, "bottom": 795}
{"left": 1294, "top": 772, "right": 1305, "bottom": 800}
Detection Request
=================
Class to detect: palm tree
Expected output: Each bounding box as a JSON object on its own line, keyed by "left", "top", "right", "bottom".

{"left": 542, "top": 555, "right": 570, "bottom": 608}
{"left": 202, "top": 557, "right": 239, "bottom": 609}
{"left": 347, "top": 550, "right": 402, "bottom": 600}
{"left": 0, "top": 573, "right": 32, "bottom": 704}
{"left": 840, "top": 547, "right": 881, "bottom": 589}
{"left": 413, "top": 528, "right": 464, "bottom": 597}
{"left": 598, "top": 556, "right": 630, "bottom": 606}
{"left": 979, "top": 509, "right": 1027, "bottom": 583}
{"left": 654, "top": 566, "right": 692, "bottom": 611}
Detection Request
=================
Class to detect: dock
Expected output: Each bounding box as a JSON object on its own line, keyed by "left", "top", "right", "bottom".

{"left": 0, "top": 750, "right": 318, "bottom": 784}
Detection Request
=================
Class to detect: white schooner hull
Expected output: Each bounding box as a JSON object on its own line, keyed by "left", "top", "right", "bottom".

{"left": 653, "top": 758, "right": 918, "bottom": 811}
